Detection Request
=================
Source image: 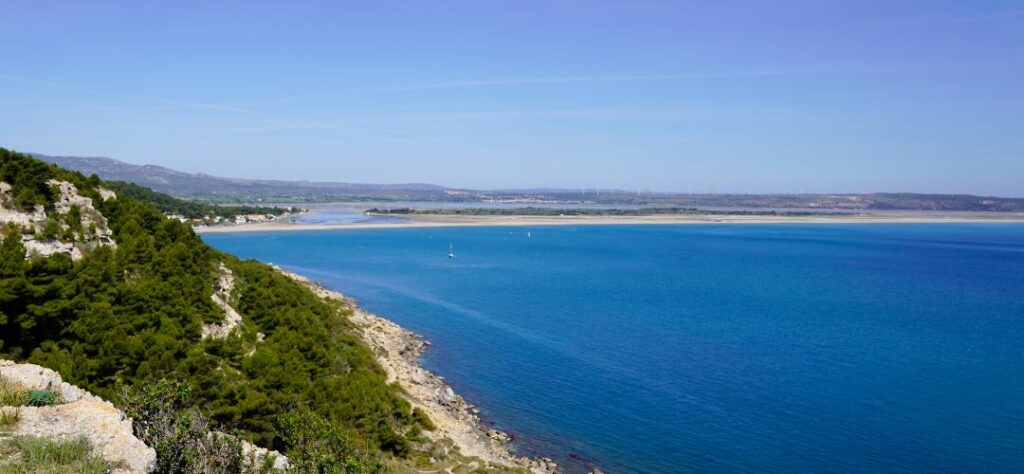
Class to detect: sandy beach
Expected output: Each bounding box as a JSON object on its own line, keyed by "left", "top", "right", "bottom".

{"left": 195, "top": 212, "right": 1024, "bottom": 234}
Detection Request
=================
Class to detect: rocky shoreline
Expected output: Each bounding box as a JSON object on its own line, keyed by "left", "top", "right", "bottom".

{"left": 276, "top": 267, "right": 558, "bottom": 473}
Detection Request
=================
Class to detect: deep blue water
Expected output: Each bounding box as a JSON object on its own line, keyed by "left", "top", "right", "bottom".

{"left": 204, "top": 224, "right": 1024, "bottom": 473}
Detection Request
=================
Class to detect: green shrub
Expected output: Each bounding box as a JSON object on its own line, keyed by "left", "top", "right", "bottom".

{"left": 121, "top": 379, "right": 280, "bottom": 474}
{"left": 280, "top": 409, "right": 386, "bottom": 474}
{"left": 36, "top": 219, "right": 62, "bottom": 240}
{"left": 65, "top": 205, "right": 83, "bottom": 234}
{"left": 26, "top": 390, "right": 57, "bottom": 407}
{"left": 411, "top": 408, "right": 435, "bottom": 432}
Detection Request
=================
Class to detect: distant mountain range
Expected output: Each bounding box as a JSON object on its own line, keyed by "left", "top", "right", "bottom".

{"left": 32, "top": 153, "right": 452, "bottom": 202}
{"left": 31, "top": 153, "right": 1024, "bottom": 212}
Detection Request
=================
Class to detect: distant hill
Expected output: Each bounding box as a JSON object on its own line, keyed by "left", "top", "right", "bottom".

{"left": 32, "top": 153, "right": 1024, "bottom": 212}
{"left": 32, "top": 153, "right": 451, "bottom": 202}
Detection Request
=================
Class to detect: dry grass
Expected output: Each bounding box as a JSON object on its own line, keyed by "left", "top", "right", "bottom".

{"left": 0, "top": 436, "right": 108, "bottom": 474}
{"left": 0, "top": 407, "right": 20, "bottom": 430}
{"left": 0, "top": 375, "right": 29, "bottom": 407}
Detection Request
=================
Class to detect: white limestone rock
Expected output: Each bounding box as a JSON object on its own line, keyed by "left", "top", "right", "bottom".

{"left": 96, "top": 186, "right": 117, "bottom": 201}
{"left": 0, "top": 180, "right": 116, "bottom": 260}
{"left": 0, "top": 360, "right": 156, "bottom": 473}
{"left": 202, "top": 263, "right": 244, "bottom": 340}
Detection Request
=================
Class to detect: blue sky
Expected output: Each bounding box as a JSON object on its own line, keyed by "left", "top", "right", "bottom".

{"left": 1, "top": 1, "right": 1022, "bottom": 195}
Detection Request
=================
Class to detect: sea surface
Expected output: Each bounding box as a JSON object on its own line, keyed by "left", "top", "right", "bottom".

{"left": 204, "top": 224, "right": 1024, "bottom": 473}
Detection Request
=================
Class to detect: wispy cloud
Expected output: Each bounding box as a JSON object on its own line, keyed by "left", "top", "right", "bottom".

{"left": 244, "top": 62, "right": 904, "bottom": 108}
{"left": 0, "top": 62, "right": 909, "bottom": 125}
{"left": 332, "top": 106, "right": 736, "bottom": 124}
{"left": 862, "top": 10, "right": 1024, "bottom": 27}
{"left": 380, "top": 64, "right": 881, "bottom": 91}
{"left": 0, "top": 74, "right": 250, "bottom": 113}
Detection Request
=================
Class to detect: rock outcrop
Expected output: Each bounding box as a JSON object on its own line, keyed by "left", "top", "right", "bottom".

{"left": 0, "top": 360, "right": 156, "bottom": 473}
{"left": 96, "top": 186, "right": 117, "bottom": 201}
{"left": 240, "top": 439, "right": 290, "bottom": 471}
{"left": 46, "top": 179, "right": 116, "bottom": 248}
{"left": 0, "top": 180, "right": 116, "bottom": 260}
{"left": 0, "top": 182, "right": 46, "bottom": 229}
{"left": 202, "top": 263, "right": 244, "bottom": 340}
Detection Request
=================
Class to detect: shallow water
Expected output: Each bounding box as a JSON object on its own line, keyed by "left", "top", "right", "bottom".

{"left": 290, "top": 203, "right": 411, "bottom": 225}
{"left": 204, "top": 224, "right": 1024, "bottom": 473}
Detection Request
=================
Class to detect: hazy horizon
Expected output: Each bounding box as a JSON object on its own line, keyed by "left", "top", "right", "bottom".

{"left": 28, "top": 150, "right": 1024, "bottom": 198}
{"left": 3, "top": 1, "right": 1022, "bottom": 196}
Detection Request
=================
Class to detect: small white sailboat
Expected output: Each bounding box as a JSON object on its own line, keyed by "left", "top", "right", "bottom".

{"left": 448, "top": 243, "right": 455, "bottom": 259}
{"left": 527, "top": 231, "right": 532, "bottom": 238}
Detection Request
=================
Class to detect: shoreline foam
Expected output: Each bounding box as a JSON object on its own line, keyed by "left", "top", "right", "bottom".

{"left": 276, "top": 267, "right": 559, "bottom": 474}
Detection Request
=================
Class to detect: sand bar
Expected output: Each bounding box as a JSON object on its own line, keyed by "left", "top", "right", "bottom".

{"left": 195, "top": 213, "right": 1024, "bottom": 234}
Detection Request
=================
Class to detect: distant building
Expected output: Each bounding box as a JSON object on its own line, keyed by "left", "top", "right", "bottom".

{"left": 231, "top": 214, "right": 275, "bottom": 224}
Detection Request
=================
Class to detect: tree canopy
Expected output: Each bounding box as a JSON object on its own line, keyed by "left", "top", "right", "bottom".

{"left": 0, "top": 148, "right": 426, "bottom": 461}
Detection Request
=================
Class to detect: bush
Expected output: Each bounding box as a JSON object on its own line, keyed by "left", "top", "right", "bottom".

{"left": 121, "top": 379, "right": 260, "bottom": 474}
{"left": 280, "top": 409, "right": 386, "bottom": 474}
{"left": 121, "top": 378, "right": 394, "bottom": 473}
{"left": 411, "top": 408, "right": 435, "bottom": 432}
{"left": 26, "top": 390, "right": 57, "bottom": 407}
{"left": 36, "top": 219, "right": 62, "bottom": 240}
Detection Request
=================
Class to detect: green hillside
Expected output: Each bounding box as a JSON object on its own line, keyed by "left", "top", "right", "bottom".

{"left": 0, "top": 148, "right": 429, "bottom": 470}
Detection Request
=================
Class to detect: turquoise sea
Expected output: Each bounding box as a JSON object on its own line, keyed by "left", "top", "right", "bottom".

{"left": 204, "top": 224, "right": 1024, "bottom": 472}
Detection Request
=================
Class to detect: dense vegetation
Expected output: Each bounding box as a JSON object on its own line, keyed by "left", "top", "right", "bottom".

{"left": 105, "top": 180, "right": 296, "bottom": 219}
{"left": 0, "top": 148, "right": 427, "bottom": 468}
{"left": 1, "top": 149, "right": 98, "bottom": 210}
{"left": 121, "top": 378, "right": 385, "bottom": 473}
